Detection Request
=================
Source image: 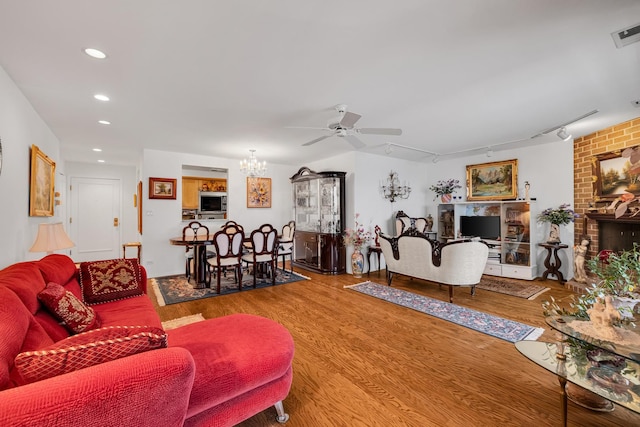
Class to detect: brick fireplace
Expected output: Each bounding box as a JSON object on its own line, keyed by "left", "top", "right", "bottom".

{"left": 573, "top": 117, "right": 640, "bottom": 259}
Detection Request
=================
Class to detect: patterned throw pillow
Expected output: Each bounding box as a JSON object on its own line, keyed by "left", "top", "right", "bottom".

{"left": 15, "top": 325, "right": 167, "bottom": 384}
{"left": 38, "top": 282, "right": 101, "bottom": 334}
{"left": 79, "top": 258, "right": 143, "bottom": 305}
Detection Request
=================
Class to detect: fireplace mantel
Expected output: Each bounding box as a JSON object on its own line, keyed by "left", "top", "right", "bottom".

{"left": 585, "top": 212, "right": 640, "bottom": 224}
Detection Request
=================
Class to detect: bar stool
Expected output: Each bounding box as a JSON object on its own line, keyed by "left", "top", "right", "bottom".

{"left": 122, "top": 242, "right": 142, "bottom": 262}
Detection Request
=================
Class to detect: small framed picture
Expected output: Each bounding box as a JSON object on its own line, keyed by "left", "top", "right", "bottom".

{"left": 592, "top": 146, "right": 640, "bottom": 200}
{"left": 149, "top": 177, "right": 177, "bottom": 200}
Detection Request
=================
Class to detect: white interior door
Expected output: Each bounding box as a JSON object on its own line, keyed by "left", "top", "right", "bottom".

{"left": 69, "top": 177, "right": 121, "bottom": 262}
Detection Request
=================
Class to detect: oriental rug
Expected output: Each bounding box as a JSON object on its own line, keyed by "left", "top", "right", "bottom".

{"left": 150, "top": 268, "right": 309, "bottom": 306}
{"left": 345, "top": 281, "right": 543, "bottom": 343}
{"left": 477, "top": 275, "right": 550, "bottom": 300}
{"left": 162, "top": 313, "right": 205, "bottom": 330}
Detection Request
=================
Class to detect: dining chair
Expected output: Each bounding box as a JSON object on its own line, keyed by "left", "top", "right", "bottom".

{"left": 182, "top": 221, "right": 215, "bottom": 281}
{"left": 242, "top": 224, "right": 279, "bottom": 287}
{"left": 207, "top": 227, "right": 245, "bottom": 294}
{"left": 278, "top": 220, "right": 295, "bottom": 272}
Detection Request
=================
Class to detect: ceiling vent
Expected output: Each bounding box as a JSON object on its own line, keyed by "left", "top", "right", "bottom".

{"left": 611, "top": 23, "right": 640, "bottom": 48}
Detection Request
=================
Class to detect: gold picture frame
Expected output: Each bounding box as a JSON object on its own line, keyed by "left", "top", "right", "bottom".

{"left": 29, "top": 144, "right": 56, "bottom": 216}
{"left": 591, "top": 146, "right": 640, "bottom": 201}
{"left": 466, "top": 159, "right": 518, "bottom": 201}
{"left": 247, "top": 177, "right": 271, "bottom": 208}
{"left": 137, "top": 181, "right": 143, "bottom": 234}
{"left": 149, "top": 177, "right": 177, "bottom": 199}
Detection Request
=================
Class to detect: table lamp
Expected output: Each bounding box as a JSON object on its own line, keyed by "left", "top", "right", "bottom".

{"left": 29, "top": 222, "right": 75, "bottom": 254}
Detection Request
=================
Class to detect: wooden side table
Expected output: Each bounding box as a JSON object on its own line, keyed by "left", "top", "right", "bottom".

{"left": 122, "top": 242, "right": 142, "bottom": 263}
{"left": 367, "top": 246, "right": 383, "bottom": 276}
{"left": 539, "top": 243, "right": 568, "bottom": 283}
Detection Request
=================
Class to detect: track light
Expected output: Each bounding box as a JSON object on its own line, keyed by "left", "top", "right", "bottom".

{"left": 486, "top": 148, "right": 493, "bottom": 158}
{"left": 384, "top": 143, "right": 393, "bottom": 155}
{"left": 432, "top": 155, "right": 439, "bottom": 164}
{"left": 557, "top": 127, "right": 572, "bottom": 141}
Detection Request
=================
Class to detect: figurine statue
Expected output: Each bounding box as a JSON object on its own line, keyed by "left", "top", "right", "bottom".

{"left": 573, "top": 238, "right": 589, "bottom": 283}
{"left": 374, "top": 225, "right": 381, "bottom": 247}
{"left": 426, "top": 214, "right": 434, "bottom": 232}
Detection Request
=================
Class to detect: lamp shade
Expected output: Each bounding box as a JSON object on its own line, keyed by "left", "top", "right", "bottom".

{"left": 30, "top": 223, "right": 75, "bottom": 254}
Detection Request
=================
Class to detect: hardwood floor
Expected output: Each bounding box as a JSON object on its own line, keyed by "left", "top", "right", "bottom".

{"left": 150, "top": 267, "right": 639, "bottom": 427}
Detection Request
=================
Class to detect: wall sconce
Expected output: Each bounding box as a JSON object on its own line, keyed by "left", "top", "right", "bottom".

{"left": 380, "top": 171, "right": 411, "bottom": 203}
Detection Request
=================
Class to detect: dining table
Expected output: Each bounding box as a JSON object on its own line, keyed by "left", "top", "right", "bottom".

{"left": 170, "top": 234, "right": 216, "bottom": 289}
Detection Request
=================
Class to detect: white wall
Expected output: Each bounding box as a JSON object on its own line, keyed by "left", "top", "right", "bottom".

{"left": 0, "top": 65, "right": 63, "bottom": 268}
{"left": 426, "top": 141, "right": 575, "bottom": 279}
{"left": 141, "top": 149, "right": 300, "bottom": 277}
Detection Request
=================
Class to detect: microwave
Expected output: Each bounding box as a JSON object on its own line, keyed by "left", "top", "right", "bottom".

{"left": 198, "top": 191, "right": 227, "bottom": 214}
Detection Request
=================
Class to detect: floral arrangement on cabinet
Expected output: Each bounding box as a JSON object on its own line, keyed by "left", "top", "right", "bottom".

{"left": 343, "top": 213, "right": 372, "bottom": 251}
{"left": 429, "top": 179, "right": 462, "bottom": 202}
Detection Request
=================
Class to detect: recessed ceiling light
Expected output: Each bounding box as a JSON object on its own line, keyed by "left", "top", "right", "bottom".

{"left": 98, "top": 120, "right": 111, "bottom": 125}
{"left": 84, "top": 48, "right": 107, "bottom": 59}
{"left": 94, "top": 94, "right": 110, "bottom": 102}
{"left": 93, "top": 148, "right": 102, "bottom": 152}
{"left": 98, "top": 159, "right": 105, "bottom": 163}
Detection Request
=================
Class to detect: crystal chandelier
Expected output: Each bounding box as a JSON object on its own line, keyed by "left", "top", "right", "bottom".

{"left": 239, "top": 149, "right": 267, "bottom": 177}
{"left": 380, "top": 171, "right": 411, "bottom": 203}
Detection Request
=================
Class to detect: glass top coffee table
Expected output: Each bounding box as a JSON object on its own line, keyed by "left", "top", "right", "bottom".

{"left": 517, "top": 316, "right": 640, "bottom": 427}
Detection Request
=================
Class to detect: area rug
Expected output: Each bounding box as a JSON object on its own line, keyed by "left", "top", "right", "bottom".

{"left": 345, "top": 282, "right": 544, "bottom": 343}
{"left": 162, "top": 313, "right": 205, "bottom": 330}
{"left": 150, "top": 268, "right": 310, "bottom": 306}
{"left": 477, "top": 275, "right": 550, "bottom": 300}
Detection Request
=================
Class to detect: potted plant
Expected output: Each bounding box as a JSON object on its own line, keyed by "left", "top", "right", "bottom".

{"left": 536, "top": 203, "right": 578, "bottom": 244}
{"left": 429, "top": 179, "right": 462, "bottom": 203}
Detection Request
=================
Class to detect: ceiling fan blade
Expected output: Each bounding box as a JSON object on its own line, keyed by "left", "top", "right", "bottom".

{"left": 358, "top": 128, "right": 403, "bottom": 136}
{"left": 302, "top": 135, "right": 332, "bottom": 146}
{"left": 344, "top": 135, "right": 366, "bottom": 149}
{"left": 285, "top": 126, "right": 330, "bottom": 130}
{"left": 340, "top": 112, "right": 361, "bottom": 128}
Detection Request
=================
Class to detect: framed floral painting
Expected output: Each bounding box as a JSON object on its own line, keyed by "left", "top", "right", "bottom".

{"left": 247, "top": 177, "right": 271, "bottom": 208}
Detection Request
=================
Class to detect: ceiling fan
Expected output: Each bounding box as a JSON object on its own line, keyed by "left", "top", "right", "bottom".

{"left": 291, "top": 104, "right": 402, "bottom": 149}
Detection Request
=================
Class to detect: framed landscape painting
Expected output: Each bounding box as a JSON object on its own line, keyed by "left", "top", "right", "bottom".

{"left": 149, "top": 177, "right": 177, "bottom": 199}
{"left": 29, "top": 144, "right": 56, "bottom": 216}
{"left": 247, "top": 177, "right": 271, "bottom": 208}
{"left": 466, "top": 159, "right": 517, "bottom": 201}
{"left": 592, "top": 146, "right": 640, "bottom": 200}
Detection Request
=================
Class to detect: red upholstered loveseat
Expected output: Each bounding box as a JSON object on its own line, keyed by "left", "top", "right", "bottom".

{"left": 0, "top": 254, "right": 294, "bottom": 426}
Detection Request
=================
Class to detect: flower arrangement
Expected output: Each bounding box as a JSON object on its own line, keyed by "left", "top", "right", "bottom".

{"left": 343, "top": 213, "right": 372, "bottom": 251}
{"left": 536, "top": 203, "right": 578, "bottom": 225}
{"left": 429, "top": 179, "right": 462, "bottom": 197}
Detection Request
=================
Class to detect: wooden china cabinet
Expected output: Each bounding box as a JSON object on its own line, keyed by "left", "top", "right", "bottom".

{"left": 290, "top": 167, "right": 346, "bottom": 274}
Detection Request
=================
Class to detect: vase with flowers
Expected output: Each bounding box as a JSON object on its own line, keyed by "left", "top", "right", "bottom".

{"left": 429, "top": 179, "right": 462, "bottom": 203}
{"left": 537, "top": 203, "right": 578, "bottom": 244}
{"left": 343, "top": 213, "right": 372, "bottom": 278}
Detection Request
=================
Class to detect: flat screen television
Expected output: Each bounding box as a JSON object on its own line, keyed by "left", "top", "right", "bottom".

{"left": 460, "top": 215, "right": 500, "bottom": 240}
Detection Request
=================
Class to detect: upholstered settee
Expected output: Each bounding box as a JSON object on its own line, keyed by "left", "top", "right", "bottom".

{"left": 378, "top": 231, "right": 488, "bottom": 303}
{"left": 0, "top": 254, "right": 294, "bottom": 427}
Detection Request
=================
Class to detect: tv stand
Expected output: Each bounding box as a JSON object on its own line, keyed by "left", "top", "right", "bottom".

{"left": 437, "top": 201, "right": 537, "bottom": 280}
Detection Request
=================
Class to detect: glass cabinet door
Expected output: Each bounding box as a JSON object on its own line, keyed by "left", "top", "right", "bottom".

{"left": 294, "top": 180, "right": 320, "bottom": 232}
{"left": 319, "top": 177, "right": 341, "bottom": 233}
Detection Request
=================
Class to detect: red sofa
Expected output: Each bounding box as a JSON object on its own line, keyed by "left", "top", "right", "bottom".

{"left": 0, "top": 254, "right": 294, "bottom": 426}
